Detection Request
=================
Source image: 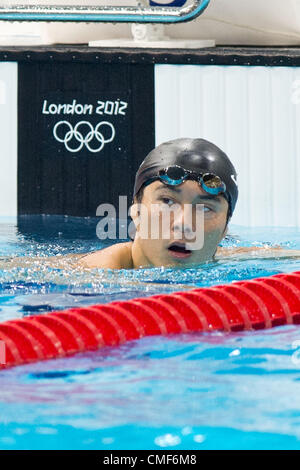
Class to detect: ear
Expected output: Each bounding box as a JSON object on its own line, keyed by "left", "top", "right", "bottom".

{"left": 129, "top": 196, "right": 140, "bottom": 222}
{"left": 128, "top": 197, "right": 140, "bottom": 240}
{"left": 218, "top": 221, "right": 229, "bottom": 244}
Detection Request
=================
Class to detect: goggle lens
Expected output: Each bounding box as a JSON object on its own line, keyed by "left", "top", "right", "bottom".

{"left": 158, "top": 166, "right": 226, "bottom": 195}
{"left": 159, "top": 166, "right": 186, "bottom": 183}
{"left": 202, "top": 174, "right": 224, "bottom": 189}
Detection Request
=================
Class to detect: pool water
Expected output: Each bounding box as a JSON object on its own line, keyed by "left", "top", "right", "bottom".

{"left": 1, "top": 215, "right": 300, "bottom": 450}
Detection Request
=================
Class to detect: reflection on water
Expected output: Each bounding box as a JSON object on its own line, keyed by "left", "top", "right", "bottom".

{"left": 0, "top": 215, "right": 299, "bottom": 320}
{"left": 0, "top": 216, "right": 300, "bottom": 449}
{"left": 1, "top": 327, "right": 300, "bottom": 449}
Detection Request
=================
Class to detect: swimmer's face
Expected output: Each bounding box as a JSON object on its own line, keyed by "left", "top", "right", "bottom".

{"left": 131, "top": 179, "right": 229, "bottom": 268}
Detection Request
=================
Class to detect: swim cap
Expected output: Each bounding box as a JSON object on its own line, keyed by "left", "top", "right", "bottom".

{"left": 133, "top": 138, "right": 238, "bottom": 219}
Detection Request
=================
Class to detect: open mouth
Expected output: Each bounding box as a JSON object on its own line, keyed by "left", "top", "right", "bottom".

{"left": 167, "top": 242, "right": 192, "bottom": 258}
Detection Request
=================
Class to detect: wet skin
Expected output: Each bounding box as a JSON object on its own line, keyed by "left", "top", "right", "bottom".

{"left": 78, "top": 180, "right": 300, "bottom": 270}
{"left": 79, "top": 180, "right": 229, "bottom": 269}
{"left": 1, "top": 177, "right": 299, "bottom": 274}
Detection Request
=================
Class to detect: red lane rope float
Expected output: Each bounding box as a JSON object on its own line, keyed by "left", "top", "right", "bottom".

{"left": 1, "top": 270, "right": 300, "bottom": 369}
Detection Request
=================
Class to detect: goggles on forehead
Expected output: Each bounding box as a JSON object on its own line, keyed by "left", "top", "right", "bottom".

{"left": 147, "top": 165, "right": 227, "bottom": 196}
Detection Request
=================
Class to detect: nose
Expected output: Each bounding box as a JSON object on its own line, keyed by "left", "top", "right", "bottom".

{"left": 172, "top": 204, "right": 195, "bottom": 238}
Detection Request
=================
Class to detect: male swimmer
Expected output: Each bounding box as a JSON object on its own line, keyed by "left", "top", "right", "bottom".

{"left": 78, "top": 138, "right": 300, "bottom": 270}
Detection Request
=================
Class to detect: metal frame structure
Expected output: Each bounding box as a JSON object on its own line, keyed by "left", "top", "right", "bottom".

{"left": 0, "top": 0, "right": 210, "bottom": 23}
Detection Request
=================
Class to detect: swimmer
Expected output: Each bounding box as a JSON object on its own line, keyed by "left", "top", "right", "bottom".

{"left": 78, "top": 138, "right": 300, "bottom": 270}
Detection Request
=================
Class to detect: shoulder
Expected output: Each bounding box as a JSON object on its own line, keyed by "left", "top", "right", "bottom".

{"left": 77, "top": 241, "right": 133, "bottom": 269}
{"left": 216, "top": 245, "right": 272, "bottom": 257}
{"left": 215, "top": 245, "right": 300, "bottom": 261}
{"left": 215, "top": 246, "right": 266, "bottom": 258}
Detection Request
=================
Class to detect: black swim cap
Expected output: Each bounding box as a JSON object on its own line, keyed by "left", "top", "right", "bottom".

{"left": 133, "top": 138, "right": 238, "bottom": 219}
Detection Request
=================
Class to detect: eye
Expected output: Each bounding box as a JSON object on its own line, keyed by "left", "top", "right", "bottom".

{"left": 196, "top": 205, "right": 214, "bottom": 213}
{"left": 159, "top": 197, "right": 175, "bottom": 206}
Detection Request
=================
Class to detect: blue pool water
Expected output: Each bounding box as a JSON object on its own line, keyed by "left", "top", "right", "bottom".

{"left": 1, "top": 215, "right": 300, "bottom": 450}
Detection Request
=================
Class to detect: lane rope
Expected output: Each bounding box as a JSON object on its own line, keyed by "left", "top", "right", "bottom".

{"left": 1, "top": 270, "right": 300, "bottom": 369}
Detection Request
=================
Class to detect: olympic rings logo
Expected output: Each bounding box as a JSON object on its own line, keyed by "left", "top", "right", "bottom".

{"left": 53, "top": 120, "right": 115, "bottom": 153}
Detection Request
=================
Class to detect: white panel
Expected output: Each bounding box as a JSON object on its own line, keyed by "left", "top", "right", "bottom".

{"left": 0, "top": 62, "right": 17, "bottom": 217}
{"left": 270, "top": 68, "right": 296, "bottom": 227}
{"left": 155, "top": 64, "right": 300, "bottom": 227}
{"left": 224, "top": 67, "right": 250, "bottom": 227}
{"left": 155, "top": 65, "right": 179, "bottom": 144}
{"left": 293, "top": 68, "right": 300, "bottom": 228}
{"left": 247, "top": 67, "right": 273, "bottom": 227}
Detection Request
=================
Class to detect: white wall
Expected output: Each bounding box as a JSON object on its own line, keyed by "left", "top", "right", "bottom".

{"left": 155, "top": 64, "right": 300, "bottom": 227}
{"left": 0, "top": 62, "right": 17, "bottom": 218}
{"left": 1, "top": 61, "right": 300, "bottom": 226}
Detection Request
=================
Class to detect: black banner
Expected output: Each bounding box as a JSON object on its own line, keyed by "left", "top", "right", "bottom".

{"left": 18, "top": 62, "right": 155, "bottom": 216}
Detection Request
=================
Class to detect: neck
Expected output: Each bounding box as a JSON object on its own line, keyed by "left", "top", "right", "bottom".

{"left": 131, "top": 237, "right": 154, "bottom": 269}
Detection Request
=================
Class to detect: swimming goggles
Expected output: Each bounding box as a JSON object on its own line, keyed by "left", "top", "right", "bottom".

{"left": 147, "top": 165, "right": 227, "bottom": 196}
